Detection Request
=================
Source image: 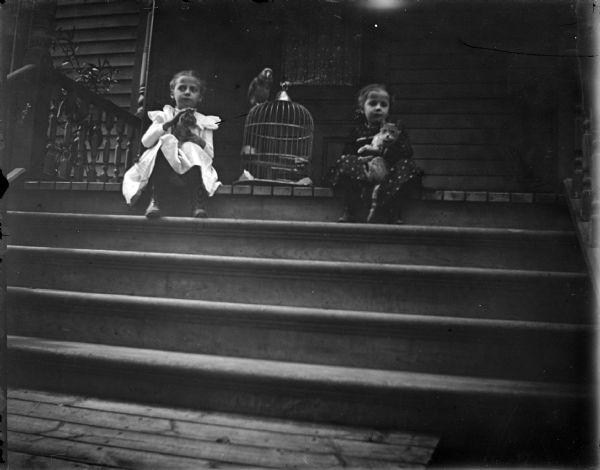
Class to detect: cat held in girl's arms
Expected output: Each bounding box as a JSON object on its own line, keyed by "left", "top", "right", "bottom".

{"left": 358, "top": 121, "right": 402, "bottom": 183}
{"left": 171, "top": 108, "right": 206, "bottom": 149}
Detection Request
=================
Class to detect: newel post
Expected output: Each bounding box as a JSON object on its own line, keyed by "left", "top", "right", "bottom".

{"left": 590, "top": 137, "right": 600, "bottom": 248}
{"left": 0, "top": 4, "right": 16, "bottom": 470}
{"left": 9, "top": 0, "right": 57, "bottom": 179}
{"left": 135, "top": 0, "right": 156, "bottom": 119}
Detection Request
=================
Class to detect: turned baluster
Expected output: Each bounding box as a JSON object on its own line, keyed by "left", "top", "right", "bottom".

{"left": 63, "top": 115, "right": 76, "bottom": 180}
{"left": 588, "top": 200, "right": 600, "bottom": 249}
{"left": 572, "top": 150, "right": 584, "bottom": 197}
{"left": 114, "top": 120, "right": 125, "bottom": 182}
{"left": 73, "top": 99, "right": 89, "bottom": 181}
{"left": 121, "top": 125, "right": 137, "bottom": 181}
{"left": 590, "top": 140, "right": 600, "bottom": 248}
{"left": 87, "top": 106, "right": 103, "bottom": 182}
{"left": 580, "top": 175, "right": 592, "bottom": 222}
{"left": 102, "top": 113, "right": 115, "bottom": 182}
{"left": 73, "top": 121, "right": 87, "bottom": 181}
{"left": 43, "top": 95, "right": 60, "bottom": 179}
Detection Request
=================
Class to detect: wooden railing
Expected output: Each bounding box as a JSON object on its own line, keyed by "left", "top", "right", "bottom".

{"left": 8, "top": 65, "right": 141, "bottom": 183}
{"left": 564, "top": 110, "right": 599, "bottom": 297}
{"left": 568, "top": 114, "right": 596, "bottom": 242}
{"left": 39, "top": 70, "right": 142, "bottom": 182}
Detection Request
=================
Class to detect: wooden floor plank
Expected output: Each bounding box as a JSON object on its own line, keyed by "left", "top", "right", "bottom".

{"left": 9, "top": 399, "right": 432, "bottom": 463}
{"left": 9, "top": 431, "right": 245, "bottom": 470}
{"left": 9, "top": 389, "right": 437, "bottom": 448}
{"left": 8, "top": 389, "right": 438, "bottom": 468}
{"left": 8, "top": 450, "right": 115, "bottom": 469}
{"left": 10, "top": 414, "right": 423, "bottom": 469}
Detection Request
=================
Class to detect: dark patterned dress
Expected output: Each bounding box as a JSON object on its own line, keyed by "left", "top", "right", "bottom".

{"left": 331, "top": 120, "right": 423, "bottom": 218}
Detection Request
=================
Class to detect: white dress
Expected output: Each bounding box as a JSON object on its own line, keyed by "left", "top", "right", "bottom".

{"left": 122, "top": 105, "right": 222, "bottom": 205}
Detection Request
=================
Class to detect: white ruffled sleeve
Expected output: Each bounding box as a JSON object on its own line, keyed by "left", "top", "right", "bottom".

{"left": 197, "top": 114, "right": 220, "bottom": 160}
{"left": 141, "top": 109, "right": 170, "bottom": 148}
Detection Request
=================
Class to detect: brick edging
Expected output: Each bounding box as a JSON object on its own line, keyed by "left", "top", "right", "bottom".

{"left": 23, "top": 181, "right": 563, "bottom": 204}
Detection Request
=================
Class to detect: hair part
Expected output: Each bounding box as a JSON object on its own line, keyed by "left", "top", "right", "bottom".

{"left": 355, "top": 83, "right": 391, "bottom": 118}
{"left": 169, "top": 70, "right": 207, "bottom": 102}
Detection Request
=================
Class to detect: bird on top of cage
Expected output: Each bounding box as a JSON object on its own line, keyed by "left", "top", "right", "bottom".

{"left": 247, "top": 67, "right": 273, "bottom": 107}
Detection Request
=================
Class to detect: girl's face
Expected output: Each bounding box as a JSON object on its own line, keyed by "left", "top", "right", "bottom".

{"left": 171, "top": 76, "right": 202, "bottom": 109}
{"left": 363, "top": 90, "right": 390, "bottom": 125}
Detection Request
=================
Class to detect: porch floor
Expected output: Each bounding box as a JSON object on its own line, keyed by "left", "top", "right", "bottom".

{"left": 7, "top": 388, "right": 439, "bottom": 469}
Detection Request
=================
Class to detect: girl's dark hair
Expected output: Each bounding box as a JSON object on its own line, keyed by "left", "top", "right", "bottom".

{"left": 169, "top": 70, "right": 207, "bottom": 102}
{"left": 355, "top": 83, "right": 391, "bottom": 121}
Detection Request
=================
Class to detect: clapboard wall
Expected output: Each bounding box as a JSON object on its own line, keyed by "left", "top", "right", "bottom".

{"left": 51, "top": 0, "right": 144, "bottom": 111}
{"left": 146, "top": 0, "right": 578, "bottom": 190}
{"left": 296, "top": 1, "right": 577, "bottom": 192}
{"left": 124, "top": 0, "right": 577, "bottom": 190}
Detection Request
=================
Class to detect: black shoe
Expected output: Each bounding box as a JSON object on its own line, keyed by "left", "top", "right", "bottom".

{"left": 145, "top": 197, "right": 161, "bottom": 218}
{"left": 192, "top": 185, "right": 209, "bottom": 218}
{"left": 337, "top": 207, "right": 352, "bottom": 223}
{"left": 193, "top": 207, "right": 208, "bottom": 218}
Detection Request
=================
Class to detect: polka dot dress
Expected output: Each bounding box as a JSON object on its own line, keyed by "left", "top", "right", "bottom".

{"left": 331, "top": 121, "right": 423, "bottom": 209}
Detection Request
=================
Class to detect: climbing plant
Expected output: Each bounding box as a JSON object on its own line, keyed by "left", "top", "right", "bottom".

{"left": 51, "top": 27, "right": 118, "bottom": 95}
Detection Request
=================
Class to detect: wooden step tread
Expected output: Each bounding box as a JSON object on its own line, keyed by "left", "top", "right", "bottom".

{"left": 9, "top": 245, "right": 589, "bottom": 320}
{"left": 9, "top": 211, "right": 585, "bottom": 271}
{"left": 8, "top": 336, "right": 587, "bottom": 400}
{"left": 8, "top": 388, "right": 438, "bottom": 468}
{"left": 7, "top": 211, "right": 578, "bottom": 242}
{"left": 10, "top": 287, "right": 591, "bottom": 382}
{"left": 10, "top": 286, "right": 590, "bottom": 334}
{"left": 8, "top": 244, "right": 587, "bottom": 281}
{"left": 10, "top": 187, "right": 576, "bottom": 228}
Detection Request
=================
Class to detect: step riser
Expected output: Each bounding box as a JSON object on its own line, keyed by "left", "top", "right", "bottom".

{"left": 8, "top": 248, "right": 589, "bottom": 321}
{"left": 8, "top": 291, "right": 591, "bottom": 383}
{"left": 8, "top": 213, "right": 585, "bottom": 271}
{"left": 11, "top": 226, "right": 584, "bottom": 272}
{"left": 10, "top": 189, "right": 576, "bottom": 229}
{"left": 8, "top": 346, "right": 592, "bottom": 462}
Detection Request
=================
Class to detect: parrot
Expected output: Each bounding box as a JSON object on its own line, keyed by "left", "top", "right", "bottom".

{"left": 247, "top": 67, "right": 273, "bottom": 107}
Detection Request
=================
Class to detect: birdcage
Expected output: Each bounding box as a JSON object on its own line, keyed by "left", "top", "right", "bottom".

{"left": 241, "top": 84, "right": 314, "bottom": 183}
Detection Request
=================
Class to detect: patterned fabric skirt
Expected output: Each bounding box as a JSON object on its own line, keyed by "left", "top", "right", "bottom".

{"left": 377, "top": 158, "right": 424, "bottom": 205}
{"left": 331, "top": 154, "right": 423, "bottom": 205}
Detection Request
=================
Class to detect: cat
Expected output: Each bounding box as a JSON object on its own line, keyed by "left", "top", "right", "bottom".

{"left": 171, "top": 108, "right": 206, "bottom": 148}
{"left": 358, "top": 121, "right": 401, "bottom": 162}
{"left": 358, "top": 121, "right": 403, "bottom": 223}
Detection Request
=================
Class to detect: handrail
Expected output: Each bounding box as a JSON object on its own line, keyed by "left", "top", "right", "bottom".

{"left": 7, "top": 168, "right": 26, "bottom": 183}
{"left": 6, "top": 64, "right": 37, "bottom": 82}
{"left": 52, "top": 70, "right": 140, "bottom": 127}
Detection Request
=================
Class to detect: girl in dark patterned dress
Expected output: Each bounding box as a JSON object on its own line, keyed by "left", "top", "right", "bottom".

{"left": 331, "top": 84, "right": 423, "bottom": 223}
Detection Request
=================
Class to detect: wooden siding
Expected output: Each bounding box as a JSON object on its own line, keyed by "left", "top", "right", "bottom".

{"left": 296, "top": 2, "right": 575, "bottom": 191}
{"left": 52, "top": 0, "right": 143, "bottom": 110}
{"left": 314, "top": 2, "right": 575, "bottom": 192}
{"left": 146, "top": 1, "right": 577, "bottom": 190}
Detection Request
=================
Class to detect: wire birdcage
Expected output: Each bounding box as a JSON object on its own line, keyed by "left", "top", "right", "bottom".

{"left": 241, "top": 84, "right": 314, "bottom": 182}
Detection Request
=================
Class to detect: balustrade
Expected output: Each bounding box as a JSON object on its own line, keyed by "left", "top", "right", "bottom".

{"left": 39, "top": 70, "right": 141, "bottom": 182}
{"left": 566, "top": 108, "right": 597, "bottom": 252}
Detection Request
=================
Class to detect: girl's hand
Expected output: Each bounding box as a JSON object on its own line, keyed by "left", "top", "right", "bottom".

{"left": 358, "top": 144, "right": 380, "bottom": 157}
{"left": 189, "top": 135, "right": 206, "bottom": 149}
{"left": 162, "top": 109, "right": 188, "bottom": 131}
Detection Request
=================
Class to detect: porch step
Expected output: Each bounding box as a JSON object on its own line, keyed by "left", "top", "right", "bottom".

{"left": 8, "top": 287, "right": 591, "bottom": 383}
{"left": 8, "top": 335, "right": 592, "bottom": 463}
{"left": 11, "top": 184, "right": 575, "bottom": 229}
{"left": 7, "top": 211, "right": 585, "bottom": 271}
{"left": 7, "top": 245, "right": 589, "bottom": 321}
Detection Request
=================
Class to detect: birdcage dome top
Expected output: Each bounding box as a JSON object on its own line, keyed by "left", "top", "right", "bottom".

{"left": 246, "top": 98, "right": 314, "bottom": 129}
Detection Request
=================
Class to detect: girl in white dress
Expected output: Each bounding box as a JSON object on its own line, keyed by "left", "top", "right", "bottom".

{"left": 122, "top": 70, "right": 221, "bottom": 218}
